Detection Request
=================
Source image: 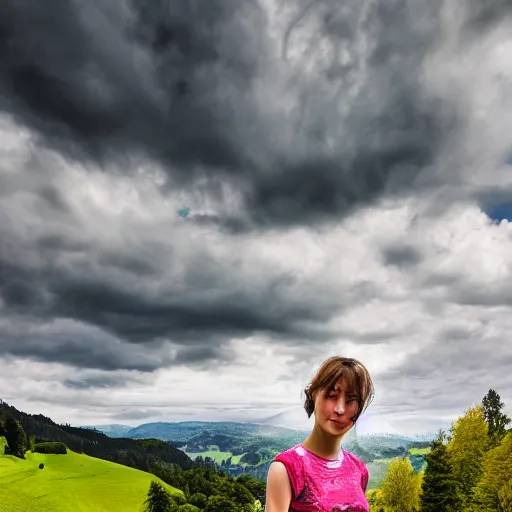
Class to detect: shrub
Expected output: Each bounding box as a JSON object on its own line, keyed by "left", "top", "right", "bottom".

{"left": 189, "top": 493, "right": 207, "bottom": 509}
{"left": 177, "top": 505, "right": 200, "bottom": 512}
{"left": 33, "top": 442, "right": 67, "bottom": 454}
{"left": 204, "top": 495, "right": 239, "bottom": 512}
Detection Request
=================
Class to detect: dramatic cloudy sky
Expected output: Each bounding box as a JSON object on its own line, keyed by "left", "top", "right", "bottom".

{"left": 1, "top": 0, "right": 512, "bottom": 437}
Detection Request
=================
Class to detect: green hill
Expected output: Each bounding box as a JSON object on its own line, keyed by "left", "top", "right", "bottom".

{"left": 0, "top": 436, "right": 183, "bottom": 512}
{"left": 0, "top": 401, "right": 193, "bottom": 474}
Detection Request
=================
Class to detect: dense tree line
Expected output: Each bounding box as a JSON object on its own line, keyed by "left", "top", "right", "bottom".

{"left": 0, "top": 401, "right": 192, "bottom": 472}
{"left": 143, "top": 461, "right": 265, "bottom": 512}
{"left": 368, "top": 389, "right": 512, "bottom": 512}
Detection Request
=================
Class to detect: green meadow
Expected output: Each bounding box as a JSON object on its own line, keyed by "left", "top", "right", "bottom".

{"left": 408, "top": 447, "right": 430, "bottom": 456}
{"left": 0, "top": 437, "right": 183, "bottom": 512}
{"left": 366, "top": 458, "right": 395, "bottom": 490}
{"left": 185, "top": 449, "right": 245, "bottom": 465}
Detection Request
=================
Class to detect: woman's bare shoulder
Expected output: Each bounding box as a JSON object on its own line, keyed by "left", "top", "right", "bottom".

{"left": 266, "top": 461, "right": 292, "bottom": 512}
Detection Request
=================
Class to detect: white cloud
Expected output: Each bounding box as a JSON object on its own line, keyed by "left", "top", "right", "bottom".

{"left": 2, "top": 0, "right": 512, "bottom": 439}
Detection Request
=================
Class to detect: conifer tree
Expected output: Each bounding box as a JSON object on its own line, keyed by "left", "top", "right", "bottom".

{"left": 420, "top": 431, "right": 460, "bottom": 512}
{"left": 143, "top": 481, "right": 173, "bottom": 512}
{"left": 482, "top": 389, "right": 511, "bottom": 446}
{"left": 4, "top": 417, "right": 27, "bottom": 459}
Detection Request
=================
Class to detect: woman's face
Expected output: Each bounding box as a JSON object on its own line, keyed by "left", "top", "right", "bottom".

{"left": 313, "top": 378, "right": 359, "bottom": 438}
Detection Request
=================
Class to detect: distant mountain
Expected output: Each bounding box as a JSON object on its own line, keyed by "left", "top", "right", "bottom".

{"left": 80, "top": 424, "right": 132, "bottom": 437}
{"left": 85, "top": 418, "right": 429, "bottom": 464}
{"left": 121, "top": 421, "right": 308, "bottom": 443}
{"left": 83, "top": 418, "right": 432, "bottom": 458}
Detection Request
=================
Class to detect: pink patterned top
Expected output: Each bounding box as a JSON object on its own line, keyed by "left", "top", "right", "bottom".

{"left": 273, "top": 444, "right": 369, "bottom": 512}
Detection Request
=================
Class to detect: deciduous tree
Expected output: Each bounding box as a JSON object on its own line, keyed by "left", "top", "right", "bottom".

{"left": 472, "top": 433, "right": 512, "bottom": 511}
{"left": 447, "top": 405, "right": 489, "bottom": 507}
{"left": 381, "top": 457, "right": 421, "bottom": 512}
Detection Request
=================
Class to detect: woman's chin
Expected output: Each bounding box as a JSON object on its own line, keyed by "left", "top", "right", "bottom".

{"left": 326, "top": 420, "right": 353, "bottom": 436}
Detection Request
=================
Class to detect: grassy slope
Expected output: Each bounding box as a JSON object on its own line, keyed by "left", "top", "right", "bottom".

{"left": 366, "top": 458, "right": 394, "bottom": 490}
{"left": 409, "top": 447, "right": 430, "bottom": 455}
{"left": 185, "top": 450, "right": 245, "bottom": 465}
{"left": 0, "top": 437, "right": 183, "bottom": 512}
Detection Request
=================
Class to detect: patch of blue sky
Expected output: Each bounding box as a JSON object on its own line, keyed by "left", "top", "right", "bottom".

{"left": 177, "top": 207, "right": 191, "bottom": 218}
{"left": 484, "top": 203, "right": 512, "bottom": 223}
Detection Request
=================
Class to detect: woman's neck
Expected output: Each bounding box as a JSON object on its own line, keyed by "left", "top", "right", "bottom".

{"left": 302, "top": 425, "right": 343, "bottom": 460}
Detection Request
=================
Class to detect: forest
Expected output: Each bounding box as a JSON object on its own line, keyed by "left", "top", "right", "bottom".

{"left": 367, "top": 389, "right": 512, "bottom": 512}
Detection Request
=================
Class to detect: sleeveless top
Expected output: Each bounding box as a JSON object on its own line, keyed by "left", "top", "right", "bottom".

{"left": 273, "top": 443, "right": 369, "bottom": 512}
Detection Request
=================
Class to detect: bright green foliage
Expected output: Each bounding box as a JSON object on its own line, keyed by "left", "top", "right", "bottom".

{"left": 482, "top": 389, "right": 511, "bottom": 446}
{"left": 144, "top": 481, "right": 174, "bottom": 512}
{"left": 235, "top": 474, "right": 266, "bottom": 499}
{"left": 176, "top": 504, "right": 200, "bottom": 512}
{"left": 380, "top": 457, "right": 421, "bottom": 512}
{"left": 0, "top": 446, "right": 183, "bottom": 512}
{"left": 447, "top": 405, "right": 489, "bottom": 507}
{"left": 498, "top": 478, "right": 512, "bottom": 512}
{"left": 420, "top": 431, "right": 460, "bottom": 512}
{"left": 4, "top": 418, "right": 27, "bottom": 459}
{"left": 367, "top": 488, "right": 386, "bottom": 511}
{"left": 253, "top": 499, "right": 264, "bottom": 511}
{"left": 472, "top": 433, "right": 512, "bottom": 511}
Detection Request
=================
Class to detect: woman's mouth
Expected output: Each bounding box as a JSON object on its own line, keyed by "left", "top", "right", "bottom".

{"left": 329, "top": 419, "right": 347, "bottom": 428}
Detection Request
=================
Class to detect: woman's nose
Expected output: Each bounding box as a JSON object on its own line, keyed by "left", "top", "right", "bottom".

{"left": 334, "top": 400, "right": 346, "bottom": 415}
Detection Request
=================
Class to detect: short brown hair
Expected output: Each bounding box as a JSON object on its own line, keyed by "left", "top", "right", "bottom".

{"left": 303, "top": 356, "right": 374, "bottom": 422}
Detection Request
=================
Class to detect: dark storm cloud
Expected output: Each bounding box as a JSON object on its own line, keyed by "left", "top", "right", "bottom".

{"left": 63, "top": 373, "right": 137, "bottom": 390}
{"left": 0, "top": 0, "right": 263, "bottom": 171}
{"left": 2, "top": 323, "right": 167, "bottom": 372}
{"left": 381, "top": 244, "right": 423, "bottom": 268}
{"left": 0, "top": 0, "right": 465, "bottom": 230}
{"left": 0, "top": 170, "right": 367, "bottom": 371}
{"left": 463, "top": 0, "right": 512, "bottom": 33}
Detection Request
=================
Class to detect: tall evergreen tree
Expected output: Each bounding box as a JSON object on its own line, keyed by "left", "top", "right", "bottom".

{"left": 482, "top": 389, "right": 511, "bottom": 445}
{"left": 0, "top": 413, "right": 6, "bottom": 436}
{"left": 420, "top": 431, "right": 461, "bottom": 512}
{"left": 143, "top": 481, "right": 173, "bottom": 512}
{"left": 447, "top": 405, "right": 490, "bottom": 508}
{"left": 4, "top": 417, "right": 27, "bottom": 459}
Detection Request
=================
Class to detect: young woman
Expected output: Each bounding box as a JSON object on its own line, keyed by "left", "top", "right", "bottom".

{"left": 266, "top": 356, "right": 374, "bottom": 512}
